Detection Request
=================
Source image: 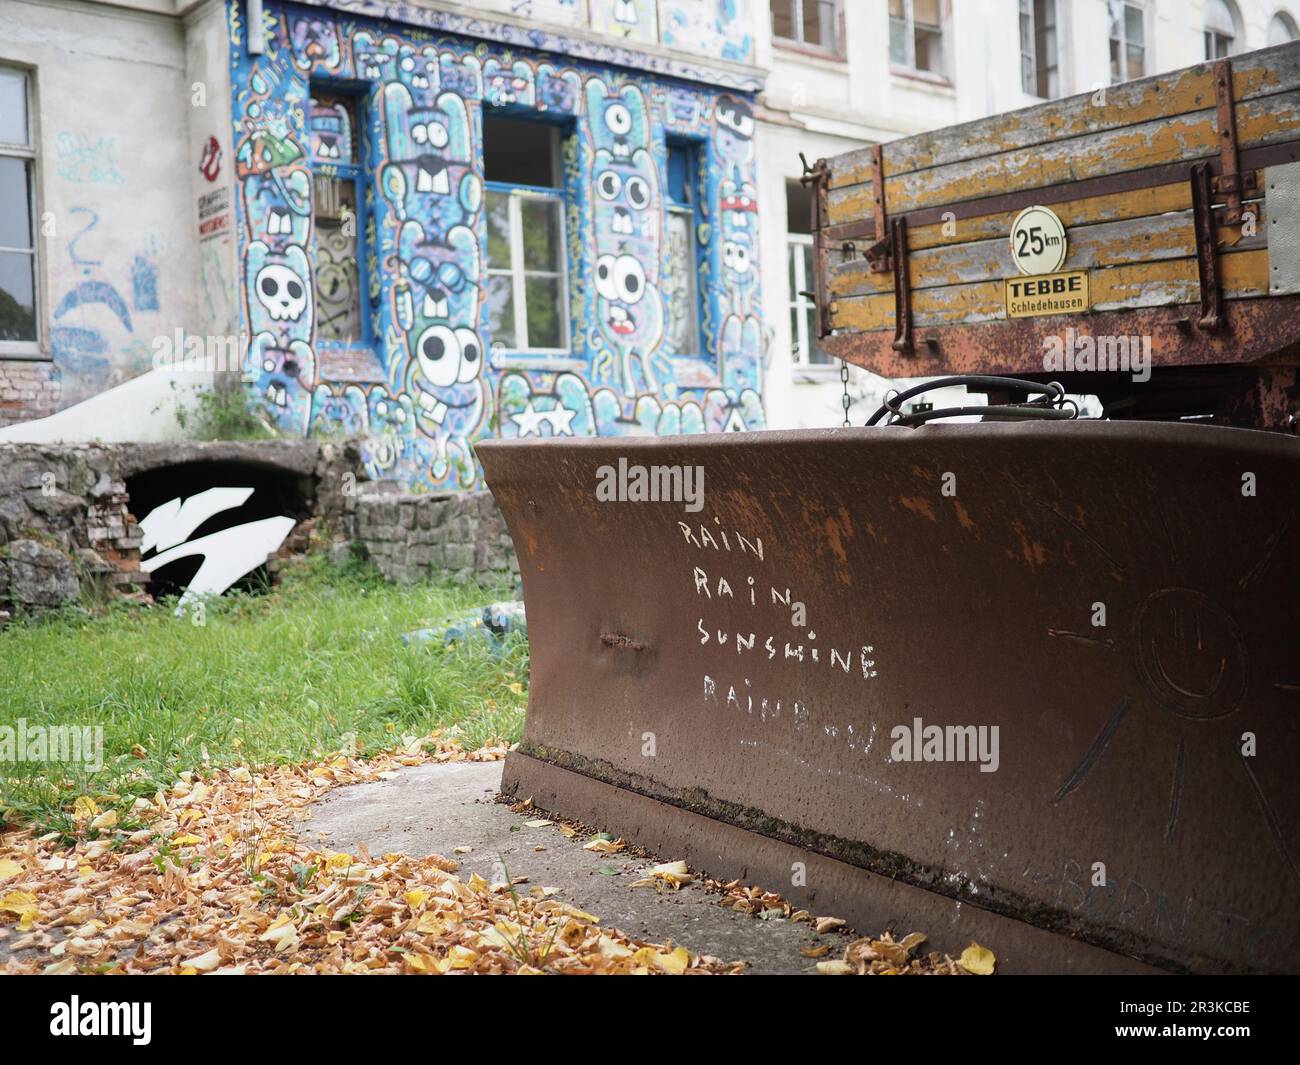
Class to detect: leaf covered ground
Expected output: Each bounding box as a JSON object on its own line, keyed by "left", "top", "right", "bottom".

{"left": 0, "top": 738, "right": 742, "bottom": 975}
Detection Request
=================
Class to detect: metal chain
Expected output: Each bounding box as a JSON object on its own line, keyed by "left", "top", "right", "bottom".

{"left": 840, "top": 358, "right": 851, "bottom": 427}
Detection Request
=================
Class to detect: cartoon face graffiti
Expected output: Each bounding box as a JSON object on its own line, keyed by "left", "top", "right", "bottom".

{"left": 289, "top": 18, "right": 342, "bottom": 72}
{"left": 353, "top": 31, "right": 400, "bottom": 81}
{"left": 536, "top": 65, "right": 581, "bottom": 113}
{"left": 714, "top": 94, "right": 755, "bottom": 172}
{"left": 310, "top": 383, "right": 369, "bottom": 438}
{"left": 596, "top": 166, "right": 652, "bottom": 237}
{"left": 720, "top": 178, "right": 757, "bottom": 233}
{"left": 310, "top": 99, "right": 352, "bottom": 163}
{"left": 246, "top": 242, "right": 313, "bottom": 338}
{"left": 393, "top": 222, "right": 481, "bottom": 340}
{"left": 721, "top": 238, "right": 752, "bottom": 282}
{"left": 255, "top": 261, "right": 309, "bottom": 322}
{"left": 237, "top": 17, "right": 766, "bottom": 492}
{"left": 587, "top": 81, "right": 650, "bottom": 161}
{"left": 245, "top": 334, "right": 315, "bottom": 433}
{"left": 380, "top": 86, "right": 479, "bottom": 231}
{"left": 242, "top": 168, "right": 311, "bottom": 249}
{"left": 595, "top": 252, "right": 647, "bottom": 339}
{"left": 404, "top": 321, "right": 487, "bottom": 483}
{"left": 484, "top": 59, "right": 535, "bottom": 108}
{"left": 397, "top": 46, "right": 440, "bottom": 95}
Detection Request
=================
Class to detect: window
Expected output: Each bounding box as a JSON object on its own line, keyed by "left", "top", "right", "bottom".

{"left": 786, "top": 182, "right": 828, "bottom": 367}
{"left": 890, "top": 0, "right": 946, "bottom": 77}
{"left": 770, "top": 0, "right": 839, "bottom": 52}
{"left": 484, "top": 115, "right": 568, "bottom": 354}
{"left": 1269, "top": 11, "right": 1299, "bottom": 44}
{"left": 0, "top": 67, "right": 37, "bottom": 351}
{"left": 1205, "top": 0, "right": 1239, "bottom": 59}
{"left": 1020, "top": 0, "right": 1059, "bottom": 98}
{"left": 309, "top": 91, "right": 365, "bottom": 346}
{"left": 664, "top": 143, "right": 702, "bottom": 357}
{"left": 1108, "top": 1, "right": 1145, "bottom": 84}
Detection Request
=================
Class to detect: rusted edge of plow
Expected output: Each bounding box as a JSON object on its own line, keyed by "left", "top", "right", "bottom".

{"left": 501, "top": 751, "right": 1163, "bottom": 975}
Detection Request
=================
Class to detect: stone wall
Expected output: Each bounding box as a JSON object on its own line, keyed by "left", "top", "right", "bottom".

{"left": 0, "top": 440, "right": 520, "bottom": 621}
{"left": 352, "top": 489, "right": 519, "bottom": 588}
{"left": 0, "top": 441, "right": 362, "bottom": 621}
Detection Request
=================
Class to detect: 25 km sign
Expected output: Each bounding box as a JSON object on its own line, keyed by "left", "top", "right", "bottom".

{"left": 1009, "top": 205, "right": 1068, "bottom": 275}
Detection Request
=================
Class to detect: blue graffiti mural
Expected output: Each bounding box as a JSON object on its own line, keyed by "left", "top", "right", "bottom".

{"left": 230, "top": 2, "right": 764, "bottom": 492}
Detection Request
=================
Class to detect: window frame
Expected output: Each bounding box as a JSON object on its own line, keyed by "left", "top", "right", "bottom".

{"left": 0, "top": 65, "right": 42, "bottom": 359}
{"left": 889, "top": 0, "right": 949, "bottom": 81}
{"left": 484, "top": 182, "right": 571, "bottom": 358}
{"left": 787, "top": 233, "right": 828, "bottom": 369}
{"left": 1020, "top": 0, "right": 1059, "bottom": 99}
{"left": 771, "top": 0, "right": 843, "bottom": 56}
{"left": 308, "top": 85, "right": 375, "bottom": 355}
{"left": 1108, "top": 0, "right": 1147, "bottom": 86}
{"left": 1204, "top": 0, "right": 1239, "bottom": 59}
{"left": 664, "top": 139, "right": 705, "bottom": 361}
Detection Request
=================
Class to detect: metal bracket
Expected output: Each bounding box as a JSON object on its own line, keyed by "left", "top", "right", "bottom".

{"left": 866, "top": 144, "right": 893, "bottom": 273}
{"left": 1209, "top": 58, "right": 1258, "bottom": 224}
{"left": 1191, "top": 161, "right": 1224, "bottom": 331}
{"left": 890, "top": 217, "right": 913, "bottom": 353}
{"left": 800, "top": 154, "right": 835, "bottom": 338}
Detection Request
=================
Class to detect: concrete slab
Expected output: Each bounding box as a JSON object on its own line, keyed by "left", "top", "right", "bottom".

{"left": 302, "top": 760, "right": 829, "bottom": 974}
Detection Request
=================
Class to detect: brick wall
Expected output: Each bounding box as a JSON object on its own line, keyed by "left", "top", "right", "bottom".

{"left": 0, "top": 360, "right": 61, "bottom": 426}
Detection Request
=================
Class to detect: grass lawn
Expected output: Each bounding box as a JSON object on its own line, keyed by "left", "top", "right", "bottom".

{"left": 0, "top": 556, "right": 528, "bottom": 838}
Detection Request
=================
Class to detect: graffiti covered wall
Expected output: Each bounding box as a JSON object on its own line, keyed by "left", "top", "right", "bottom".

{"left": 229, "top": 2, "right": 763, "bottom": 492}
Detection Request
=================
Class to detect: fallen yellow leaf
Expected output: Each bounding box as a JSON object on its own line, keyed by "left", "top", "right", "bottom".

{"left": 0, "top": 890, "right": 38, "bottom": 917}
{"left": 960, "top": 941, "right": 996, "bottom": 975}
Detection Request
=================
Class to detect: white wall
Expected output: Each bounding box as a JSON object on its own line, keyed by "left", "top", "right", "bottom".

{"left": 0, "top": 0, "right": 201, "bottom": 415}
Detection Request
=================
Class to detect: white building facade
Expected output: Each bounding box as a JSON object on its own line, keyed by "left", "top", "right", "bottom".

{"left": 1, "top": 1, "right": 1296, "bottom": 444}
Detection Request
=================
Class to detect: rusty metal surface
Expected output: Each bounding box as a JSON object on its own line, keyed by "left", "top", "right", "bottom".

{"left": 889, "top": 217, "right": 913, "bottom": 354}
{"left": 1212, "top": 58, "right": 1248, "bottom": 225}
{"left": 1191, "top": 162, "right": 1225, "bottom": 330}
{"left": 801, "top": 156, "right": 834, "bottom": 339}
{"left": 821, "top": 296, "right": 1300, "bottom": 385}
{"left": 479, "top": 422, "right": 1300, "bottom": 973}
{"left": 502, "top": 753, "right": 1162, "bottom": 974}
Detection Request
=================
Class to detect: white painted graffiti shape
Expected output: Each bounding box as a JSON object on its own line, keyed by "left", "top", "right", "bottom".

{"left": 138, "top": 487, "right": 295, "bottom": 612}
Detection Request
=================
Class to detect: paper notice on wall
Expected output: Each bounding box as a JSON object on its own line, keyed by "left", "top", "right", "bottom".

{"left": 198, "top": 188, "right": 231, "bottom": 242}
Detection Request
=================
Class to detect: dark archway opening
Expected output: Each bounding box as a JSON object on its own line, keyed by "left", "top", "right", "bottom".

{"left": 125, "top": 461, "right": 313, "bottom": 601}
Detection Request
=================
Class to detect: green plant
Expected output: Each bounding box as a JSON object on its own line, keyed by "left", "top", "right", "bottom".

{"left": 174, "top": 385, "right": 278, "bottom": 441}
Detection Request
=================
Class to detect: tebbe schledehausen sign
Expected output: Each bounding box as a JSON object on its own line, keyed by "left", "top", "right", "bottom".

{"left": 1004, "top": 204, "right": 1089, "bottom": 317}
{"left": 1005, "top": 270, "right": 1090, "bottom": 318}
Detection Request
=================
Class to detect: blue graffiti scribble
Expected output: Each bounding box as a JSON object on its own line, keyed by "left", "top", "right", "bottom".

{"left": 53, "top": 281, "right": 133, "bottom": 333}
{"left": 130, "top": 256, "right": 159, "bottom": 312}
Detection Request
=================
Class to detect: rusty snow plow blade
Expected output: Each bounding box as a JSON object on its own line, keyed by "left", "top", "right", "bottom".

{"left": 478, "top": 422, "right": 1300, "bottom": 974}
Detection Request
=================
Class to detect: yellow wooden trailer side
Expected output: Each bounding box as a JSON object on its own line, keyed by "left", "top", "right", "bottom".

{"left": 810, "top": 42, "right": 1300, "bottom": 429}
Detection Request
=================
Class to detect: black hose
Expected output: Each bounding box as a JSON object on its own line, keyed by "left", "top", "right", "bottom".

{"left": 866, "top": 375, "right": 1077, "bottom": 427}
